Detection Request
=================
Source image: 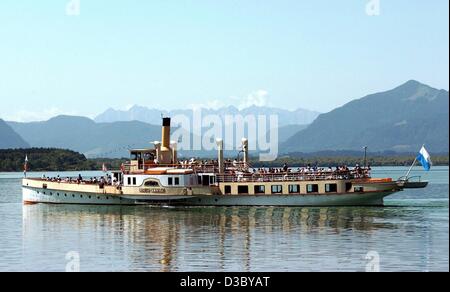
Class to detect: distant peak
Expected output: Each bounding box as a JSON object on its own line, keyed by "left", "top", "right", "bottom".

{"left": 48, "top": 115, "right": 94, "bottom": 122}
{"left": 397, "top": 80, "right": 430, "bottom": 90}
{"left": 404, "top": 79, "right": 422, "bottom": 86}
{"left": 129, "top": 104, "right": 144, "bottom": 110}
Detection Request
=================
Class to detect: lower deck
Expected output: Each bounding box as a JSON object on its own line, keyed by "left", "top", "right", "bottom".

{"left": 22, "top": 177, "right": 401, "bottom": 206}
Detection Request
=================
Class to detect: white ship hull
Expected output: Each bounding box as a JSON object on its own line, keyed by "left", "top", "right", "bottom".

{"left": 178, "top": 192, "right": 392, "bottom": 206}
{"left": 22, "top": 187, "right": 135, "bottom": 205}
{"left": 23, "top": 186, "right": 393, "bottom": 207}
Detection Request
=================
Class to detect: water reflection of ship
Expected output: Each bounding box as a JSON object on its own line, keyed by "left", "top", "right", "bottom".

{"left": 22, "top": 205, "right": 402, "bottom": 271}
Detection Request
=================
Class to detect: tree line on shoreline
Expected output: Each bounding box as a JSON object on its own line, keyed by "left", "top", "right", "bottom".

{"left": 0, "top": 148, "right": 448, "bottom": 172}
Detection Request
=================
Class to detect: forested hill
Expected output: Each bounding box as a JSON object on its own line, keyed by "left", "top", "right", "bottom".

{"left": 0, "top": 148, "right": 112, "bottom": 172}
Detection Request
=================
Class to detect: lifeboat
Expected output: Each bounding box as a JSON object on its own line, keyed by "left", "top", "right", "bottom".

{"left": 144, "top": 167, "right": 170, "bottom": 175}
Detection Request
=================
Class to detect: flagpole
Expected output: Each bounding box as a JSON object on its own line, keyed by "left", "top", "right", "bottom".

{"left": 24, "top": 155, "right": 28, "bottom": 178}
{"left": 405, "top": 144, "right": 425, "bottom": 179}
{"left": 405, "top": 157, "right": 417, "bottom": 179}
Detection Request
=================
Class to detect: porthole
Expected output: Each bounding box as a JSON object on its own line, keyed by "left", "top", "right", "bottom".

{"left": 97, "top": 197, "right": 100, "bottom": 199}
{"left": 215, "top": 199, "right": 218, "bottom": 202}
{"left": 72, "top": 194, "right": 75, "bottom": 198}
{"left": 65, "top": 194, "right": 67, "bottom": 197}
{"left": 89, "top": 196, "right": 92, "bottom": 199}
{"left": 80, "top": 195, "right": 83, "bottom": 198}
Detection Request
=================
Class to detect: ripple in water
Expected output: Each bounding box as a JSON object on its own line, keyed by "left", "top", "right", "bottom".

{"left": 0, "top": 167, "right": 448, "bottom": 272}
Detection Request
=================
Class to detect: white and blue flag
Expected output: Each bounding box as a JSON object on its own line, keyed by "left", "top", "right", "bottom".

{"left": 416, "top": 146, "right": 432, "bottom": 171}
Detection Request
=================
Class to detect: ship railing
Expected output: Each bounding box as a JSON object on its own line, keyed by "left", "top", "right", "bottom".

{"left": 121, "top": 162, "right": 220, "bottom": 174}
{"left": 216, "top": 171, "right": 370, "bottom": 183}
{"left": 121, "top": 161, "right": 252, "bottom": 174}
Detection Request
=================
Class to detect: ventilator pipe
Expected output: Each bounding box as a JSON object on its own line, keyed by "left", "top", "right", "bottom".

{"left": 242, "top": 138, "right": 249, "bottom": 165}
{"left": 171, "top": 141, "right": 178, "bottom": 164}
{"left": 153, "top": 141, "right": 161, "bottom": 163}
{"left": 216, "top": 138, "right": 224, "bottom": 173}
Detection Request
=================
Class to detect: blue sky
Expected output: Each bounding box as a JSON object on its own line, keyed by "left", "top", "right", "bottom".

{"left": 0, "top": 0, "right": 448, "bottom": 121}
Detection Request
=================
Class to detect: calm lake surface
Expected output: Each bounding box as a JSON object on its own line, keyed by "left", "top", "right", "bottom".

{"left": 0, "top": 166, "right": 448, "bottom": 272}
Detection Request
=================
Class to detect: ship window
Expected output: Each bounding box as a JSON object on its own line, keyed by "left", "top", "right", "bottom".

{"left": 354, "top": 186, "right": 364, "bottom": 193}
{"left": 132, "top": 178, "right": 137, "bottom": 185}
{"left": 209, "top": 176, "right": 215, "bottom": 185}
{"left": 224, "top": 185, "right": 232, "bottom": 194}
{"left": 289, "top": 184, "right": 300, "bottom": 194}
{"left": 271, "top": 185, "right": 283, "bottom": 194}
{"left": 197, "top": 176, "right": 202, "bottom": 185}
{"left": 307, "top": 184, "right": 319, "bottom": 193}
{"left": 202, "top": 175, "right": 210, "bottom": 186}
{"left": 168, "top": 177, "right": 173, "bottom": 186}
{"left": 254, "top": 185, "right": 265, "bottom": 194}
{"left": 174, "top": 177, "right": 180, "bottom": 185}
{"left": 325, "top": 184, "right": 338, "bottom": 193}
{"left": 238, "top": 186, "right": 249, "bottom": 194}
{"left": 345, "top": 183, "right": 352, "bottom": 192}
{"left": 127, "top": 177, "right": 131, "bottom": 185}
{"left": 144, "top": 181, "right": 159, "bottom": 187}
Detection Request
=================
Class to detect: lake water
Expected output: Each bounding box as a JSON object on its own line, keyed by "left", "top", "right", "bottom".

{"left": 0, "top": 166, "right": 448, "bottom": 272}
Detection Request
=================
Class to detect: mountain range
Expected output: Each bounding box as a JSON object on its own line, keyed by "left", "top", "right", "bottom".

{"left": 1, "top": 80, "right": 449, "bottom": 158}
{"left": 8, "top": 116, "right": 162, "bottom": 158}
{"left": 6, "top": 115, "right": 305, "bottom": 158}
{"left": 95, "top": 105, "right": 320, "bottom": 127}
{"left": 0, "top": 119, "right": 29, "bottom": 149}
{"left": 282, "top": 80, "right": 449, "bottom": 153}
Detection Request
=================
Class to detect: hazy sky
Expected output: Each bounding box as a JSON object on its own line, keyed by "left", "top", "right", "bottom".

{"left": 0, "top": 0, "right": 448, "bottom": 122}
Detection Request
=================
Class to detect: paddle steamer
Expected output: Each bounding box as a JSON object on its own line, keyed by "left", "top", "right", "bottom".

{"left": 22, "top": 118, "right": 427, "bottom": 206}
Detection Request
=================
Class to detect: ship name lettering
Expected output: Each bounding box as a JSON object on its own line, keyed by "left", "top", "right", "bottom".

{"left": 139, "top": 188, "right": 166, "bottom": 194}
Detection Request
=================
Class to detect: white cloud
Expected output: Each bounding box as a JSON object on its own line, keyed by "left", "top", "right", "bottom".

{"left": 238, "top": 90, "right": 269, "bottom": 110}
